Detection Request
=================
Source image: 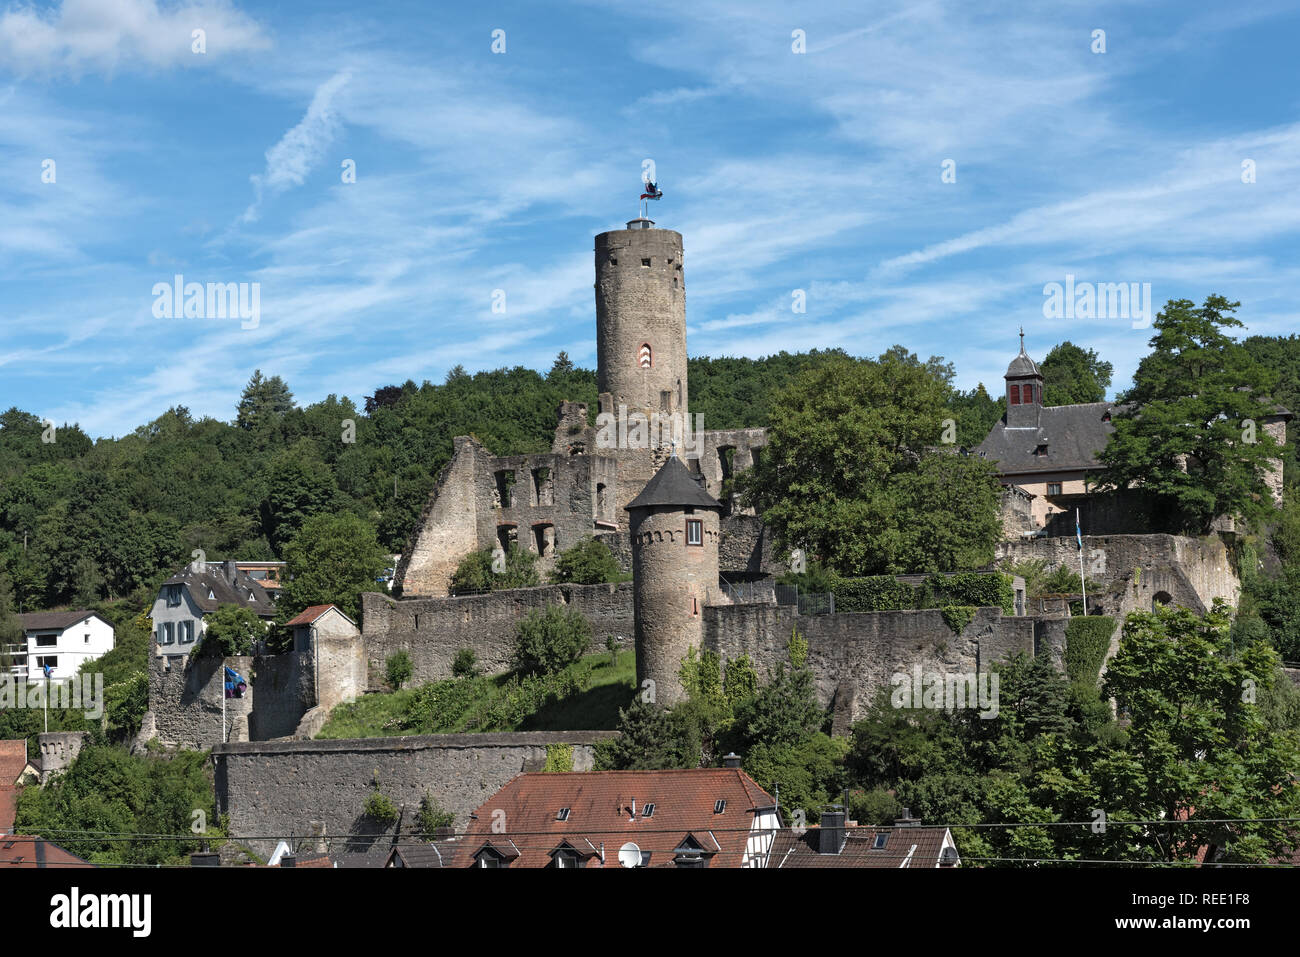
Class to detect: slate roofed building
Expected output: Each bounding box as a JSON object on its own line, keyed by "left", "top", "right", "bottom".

{"left": 460, "top": 763, "right": 780, "bottom": 868}
{"left": 974, "top": 334, "right": 1116, "bottom": 530}
{"left": 977, "top": 333, "right": 1294, "bottom": 533}
{"left": 767, "top": 809, "right": 961, "bottom": 868}
{"left": 149, "top": 560, "right": 276, "bottom": 661}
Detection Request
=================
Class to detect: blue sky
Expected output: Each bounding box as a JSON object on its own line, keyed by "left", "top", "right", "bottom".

{"left": 2, "top": 0, "right": 1298, "bottom": 438}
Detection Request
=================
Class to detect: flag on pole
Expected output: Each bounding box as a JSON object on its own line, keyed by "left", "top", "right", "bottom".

{"left": 1076, "top": 512, "right": 1083, "bottom": 551}
{"left": 224, "top": 666, "right": 247, "bottom": 699}
{"left": 639, "top": 180, "right": 662, "bottom": 201}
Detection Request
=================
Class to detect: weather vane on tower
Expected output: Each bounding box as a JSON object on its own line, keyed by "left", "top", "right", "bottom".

{"left": 639, "top": 178, "right": 662, "bottom": 219}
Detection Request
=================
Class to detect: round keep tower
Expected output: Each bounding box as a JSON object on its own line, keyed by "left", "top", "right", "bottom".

{"left": 595, "top": 218, "right": 687, "bottom": 420}
{"left": 626, "top": 455, "right": 723, "bottom": 708}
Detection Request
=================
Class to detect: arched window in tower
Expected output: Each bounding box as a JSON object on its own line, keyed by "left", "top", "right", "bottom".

{"left": 639, "top": 343, "right": 652, "bottom": 368}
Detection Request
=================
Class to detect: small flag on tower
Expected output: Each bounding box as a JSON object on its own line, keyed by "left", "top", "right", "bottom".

{"left": 640, "top": 180, "right": 662, "bottom": 201}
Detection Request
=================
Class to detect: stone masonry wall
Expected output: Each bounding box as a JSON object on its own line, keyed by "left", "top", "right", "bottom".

{"left": 213, "top": 732, "right": 618, "bottom": 860}
{"left": 703, "top": 604, "right": 1034, "bottom": 733}
{"left": 361, "top": 582, "right": 635, "bottom": 688}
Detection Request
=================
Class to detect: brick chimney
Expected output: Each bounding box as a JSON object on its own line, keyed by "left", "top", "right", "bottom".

{"left": 722, "top": 752, "right": 741, "bottom": 769}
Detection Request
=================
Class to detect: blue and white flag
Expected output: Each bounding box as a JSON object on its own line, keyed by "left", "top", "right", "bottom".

{"left": 224, "top": 666, "right": 247, "bottom": 699}
{"left": 1076, "top": 511, "right": 1083, "bottom": 551}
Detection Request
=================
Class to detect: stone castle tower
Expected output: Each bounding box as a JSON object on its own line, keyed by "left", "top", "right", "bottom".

{"left": 595, "top": 218, "right": 689, "bottom": 507}
{"left": 625, "top": 454, "right": 724, "bottom": 707}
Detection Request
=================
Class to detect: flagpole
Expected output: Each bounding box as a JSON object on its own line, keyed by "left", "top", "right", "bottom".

{"left": 222, "top": 665, "right": 227, "bottom": 744}
{"left": 1077, "top": 508, "right": 1088, "bottom": 615}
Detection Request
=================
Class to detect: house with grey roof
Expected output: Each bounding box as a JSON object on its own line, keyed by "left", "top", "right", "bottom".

{"left": 149, "top": 560, "right": 276, "bottom": 662}
{"left": 975, "top": 334, "right": 1291, "bottom": 534}
{"left": 7, "top": 611, "right": 115, "bottom": 681}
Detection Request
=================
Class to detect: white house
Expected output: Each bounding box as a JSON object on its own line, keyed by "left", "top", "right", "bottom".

{"left": 150, "top": 560, "right": 276, "bottom": 661}
{"left": 11, "top": 611, "right": 116, "bottom": 681}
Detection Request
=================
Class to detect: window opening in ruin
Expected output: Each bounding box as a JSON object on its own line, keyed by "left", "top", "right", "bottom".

{"left": 641, "top": 258, "right": 651, "bottom": 267}
{"left": 532, "top": 467, "right": 553, "bottom": 506}
{"left": 495, "top": 470, "right": 516, "bottom": 508}
{"left": 534, "top": 524, "right": 555, "bottom": 557}
{"left": 595, "top": 482, "right": 608, "bottom": 517}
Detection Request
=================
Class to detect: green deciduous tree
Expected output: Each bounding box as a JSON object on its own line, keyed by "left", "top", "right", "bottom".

{"left": 1098, "top": 296, "right": 1284, "bottom": 532}
{"left": 738, "top": 352, "right": 1001, "bottom": 575}
{"left": 280, "top": 511, "right": 388, "bottom": 623}
{"left": 1040, "top": 341, "right": 1112, "bottom": 406}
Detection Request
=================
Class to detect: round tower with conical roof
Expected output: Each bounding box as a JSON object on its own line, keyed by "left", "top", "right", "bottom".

{"left": 625, "top": 454, "right": 722, "bottom": 707}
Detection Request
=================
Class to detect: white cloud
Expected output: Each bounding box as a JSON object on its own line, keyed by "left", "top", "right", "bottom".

{"left": 0, "top": 0, "right": 269, "bottom": 76}
{"left": 241, "top": 70, "right": 351, "bottom": 223}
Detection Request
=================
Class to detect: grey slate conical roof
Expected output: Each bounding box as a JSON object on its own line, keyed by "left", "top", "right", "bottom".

{"left": 624, "top": 455, "right": 723, "bottom": 512}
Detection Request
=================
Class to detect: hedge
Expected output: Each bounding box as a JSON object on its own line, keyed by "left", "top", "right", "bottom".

{"left": 1064, "top": 616, "right": 1116, "bottom": 687}
{"left": 830, "top": 572, "right": 1016, "bottom": 615}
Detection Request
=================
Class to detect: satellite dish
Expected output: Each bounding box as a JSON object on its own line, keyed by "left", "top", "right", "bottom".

{"left": 618, "top": 842, "right": 642, "bottom": 869}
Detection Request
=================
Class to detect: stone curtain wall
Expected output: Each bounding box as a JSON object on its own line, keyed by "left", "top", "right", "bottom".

{"left": 213, "top": 731, "right": 618, "bottom": 859}
{"left": 148, "top": 653, "right": 254, "bottom": 750}
{"left": 361, "top": 582, "right": 635, "bottom": 688}
{"left": 703, "top": 604, "right": 1034, "bottom": 733}
{"left": 147, "top": 651, "right": 316, "bottom": 750}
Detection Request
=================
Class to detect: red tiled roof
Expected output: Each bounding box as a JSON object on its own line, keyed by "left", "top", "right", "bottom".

{"left": 285, "top": 605, "right": 338, "bottom": 627}
{"left": 0, "top": 740, "right": 28, "bottom": 786}
{"left": 460, "top": 769, "right": 778, "bottom": 868}
{"left": 0, "top": 787, "right": 16, "bottom": 835}
{"left": 768, "top": 825, "right": 958, "bottom": 868}
{"left": 0, "top": 836, "right": 94, "bottom": 869}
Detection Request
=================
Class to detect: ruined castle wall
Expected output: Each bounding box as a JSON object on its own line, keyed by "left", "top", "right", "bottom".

{"left": 213, "top": 732, "right": 618, "bottom": 860}
{"left": 996, "top": 533, "right": 1240, "bottom": 622}
{"left": 146, "top": 650, "right": 317, "bottom": 750}
{"left": 698, "top": 428, "right": 768, "bottom": 511}
{"left": 702, "top": 604, "right": 1034, "bottom": 732}
{"left": 397, "top": 435, "right": 484, "bottom": 597}
{"left": 361, "top": 583, "right": 635, "bottom": 688}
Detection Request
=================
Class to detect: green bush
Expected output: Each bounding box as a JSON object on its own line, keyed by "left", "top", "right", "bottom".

{"left": 197, "top": 604, "right": 266, "bottom": 656}
{"left": 1064, "top": 616, "right": 1116, "bottom": 688}
{"left": 452, "top": 647, "right": 478, "bottom": 678}
{"left": 449, "top": 545, "right": 540, "bottom": 594}
{"left": 511, "top": 604, "right": 591, "bottom": 676}
{"left": 416, "top": 794, "right": 454, "bottom": 836}
{"left": 386, "top": 650, "right": 413, "bottom": 690}
{"left": 551, "top": 537, "right": 627, "bottom": 585}
{"left": 831, "top": 576, "right": 917, "bottom": 612}
{"left": 399, "top": 676, "right": 490, "bottom": 732}
{"left": 544, "top": 743, "right": 575, "bottom": 772}
{"left": 940, "top": 605, "right": 977, "bottom": 634}
{"left": 363, "top": 790, "right": 399, "bottom": 825}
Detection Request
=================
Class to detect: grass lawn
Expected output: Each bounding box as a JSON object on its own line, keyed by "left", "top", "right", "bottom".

{"left": 316, "top": 650, "right": 636, "bottom": 739}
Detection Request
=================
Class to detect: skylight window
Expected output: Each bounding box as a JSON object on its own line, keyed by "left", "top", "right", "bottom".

{"left": 714, "top": 800, "right": 726, "bottom": 814}
{"left": 643, "top": 803, "right": 655, "bottom": 818}
{"left": 556, "top": 808, "right": 570, "bottom": 822}
{"left": 872, "top": 833, "right": 888, "bottom": 849}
